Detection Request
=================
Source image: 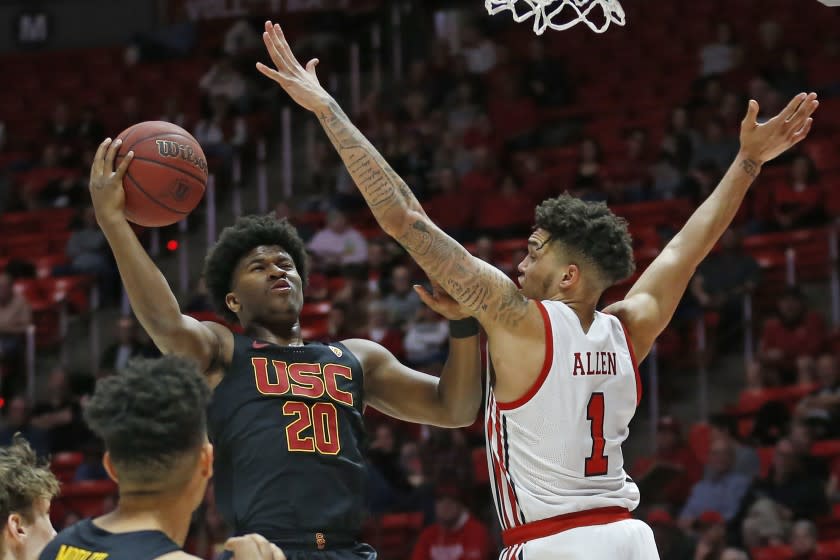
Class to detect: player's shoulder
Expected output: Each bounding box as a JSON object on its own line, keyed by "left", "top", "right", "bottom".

{"left": 339, "top": 338, "right": 386, "bottom": 363}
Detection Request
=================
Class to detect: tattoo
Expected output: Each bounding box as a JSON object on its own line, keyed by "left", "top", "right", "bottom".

{"left": 317, "top": 101, "right": 530, "bottom": 329}
{"left": 741, "top": 159, "right": 759, "bottom": 178}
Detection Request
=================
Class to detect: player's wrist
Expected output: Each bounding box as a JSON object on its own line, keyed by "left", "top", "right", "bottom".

{"left": 449, "top": 318, "right": 479, "bottom": 338}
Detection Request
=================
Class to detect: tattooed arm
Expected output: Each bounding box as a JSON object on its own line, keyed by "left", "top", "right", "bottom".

{"left": 256, "top": 21, "right": 532, "bottom": 334}
{"left": 606, "top": 94, "right": 818, "bottom": 360}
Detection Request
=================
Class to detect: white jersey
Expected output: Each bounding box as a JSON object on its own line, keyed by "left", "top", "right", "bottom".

{"left": 485, "top": 299, "right": 642, "bottom": 533}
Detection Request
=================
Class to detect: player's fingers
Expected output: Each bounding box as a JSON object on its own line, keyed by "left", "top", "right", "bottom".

{"left": 305, "top": 58, "right": 320, "bottom": 79}
{"left": 790, "top": 118, "right": 814, "bottom": 144}
{"left": 781, "top": 92, "right": 808, "bottom": 121}
{"left": 272, "top": 544, "right": 287, "bottom": 560}
{"left": 742, "top": 99, "right": 759, "bottom": 127}
{"left": 92, "top": 138, "right": 111, "bottom": 176}
{"left": 115, "top": 151, "right": 134, "bottom": 179}
{"left": 264, "top": 22, "right": 294, "bottom": 70}
{"left": 787, "top": 97, "right": 819, "bottom": 133}
{"left": 274, "top": 24, "right": 304, "bottom": 71}
{"left": 413, "top": 284, "right": 436, "bottom": 307}
{"left": 256, "top": 62, "right": 285, "bottom": 83}
{"left": 261, "top": 30, "right": 286, "bottom": 70}
{"left": 105, "top": 138, "right": 122, "bottom": 172}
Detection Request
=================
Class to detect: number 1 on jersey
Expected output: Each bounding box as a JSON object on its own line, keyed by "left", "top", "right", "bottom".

{"left": 585, "top": 392, "right": 608, "bottom": 476}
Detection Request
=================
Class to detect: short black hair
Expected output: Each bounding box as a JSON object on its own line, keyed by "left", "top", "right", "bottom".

{"left": 535, "top": 194, "right": 634, "bottom": 287}
{"left": 204, "top": 214, "right": 309, "bottom": 322}
{"left": 83, "top": 356, "right": 210, "bottom": 487}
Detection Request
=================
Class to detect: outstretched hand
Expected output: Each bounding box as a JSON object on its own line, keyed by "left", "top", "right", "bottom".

{"left": 89, "top": 137, "right": 133, "bottom": 226}
{"left": 414, "top": 281, "right": 472, "bottom": 321}
{"left": 256, "top": 20, "right": 332, "bottom": 113}
{"left": 739, "top": 92, "right": 819, "bottom": 164}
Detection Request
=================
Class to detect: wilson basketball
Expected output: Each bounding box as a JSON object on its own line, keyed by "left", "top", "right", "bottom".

{"left": 115, "top": 121, "right": 207, "bottom": 227}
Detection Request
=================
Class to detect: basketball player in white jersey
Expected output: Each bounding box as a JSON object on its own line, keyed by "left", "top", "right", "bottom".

{"left": 257, "top": 20, "right": 819, "bottom": 559}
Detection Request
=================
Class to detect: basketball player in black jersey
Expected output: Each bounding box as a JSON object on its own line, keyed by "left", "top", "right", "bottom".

{"left": 39, "top": 356, "right": 285, "bottom": 560}
{"left": 87, "top": 132, "right": 483, "bottom": 559}
{"left": 0, "top": 436, "right": 59, "bottom": 560}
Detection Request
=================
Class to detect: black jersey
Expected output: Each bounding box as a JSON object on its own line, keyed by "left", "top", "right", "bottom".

{"left": 38, "top": 519, "right": 180, "bottom": 559}
{"left": 208, "top": 335, "right": 368, "bottom": 550}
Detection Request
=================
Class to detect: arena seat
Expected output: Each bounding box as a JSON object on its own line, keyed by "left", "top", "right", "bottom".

{"left": 365, "top": 512, "right": 424, "bottom": 560}
{"left": 51, "top": 452, "right": 83, "bottom": 484}
{"left": 32, "top": 254, "right": 70, "bottom": 278}
{"left": 58, "top": 480, "right": 118, "bottom": 519}
{"left": 750, "top": 545, "right": 793, "bottom": 560}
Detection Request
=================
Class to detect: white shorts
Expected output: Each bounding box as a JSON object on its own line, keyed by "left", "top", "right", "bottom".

{"left": 499, "top": 519, "right": 659, "bottom": 560}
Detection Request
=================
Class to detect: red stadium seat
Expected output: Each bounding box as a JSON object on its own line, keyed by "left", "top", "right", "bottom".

{"left": 51, "top": 452, "right": 83, "bottom": 484}
{"left": 812, "top": 440, "right": 840, "bottom": 460}
{"left": 689, "top": 422, "right": 711, "bottom": 464}
{"left": 43, "top": 275, "right": 94, "bottom": 314}
{"left": 366, "top": 512, "right": 425, "bottom": 560}
{"left": 32, "top": 254, "right": 70, "bottom": 278}
{"left": 750, "top": 545, "right": 793, "bottom": 560}
{"left": 58, "top": 480, "right": 117, "bottom": 519}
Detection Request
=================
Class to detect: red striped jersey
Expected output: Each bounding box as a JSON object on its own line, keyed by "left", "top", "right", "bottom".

{"left": 484, "top": 300, "right": 642, "bottom": 529}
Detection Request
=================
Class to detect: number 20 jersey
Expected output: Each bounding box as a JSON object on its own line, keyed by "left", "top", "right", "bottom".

{"left": 207, "top": 334, "right": 367, "bottom": 545}
{"left": 485, "top": 300, "right": 642, "bottom": 530}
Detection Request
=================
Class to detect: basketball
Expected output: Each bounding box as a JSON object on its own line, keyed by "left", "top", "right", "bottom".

{"left": 115, "top": 121, "right": 208, "bottom": 227}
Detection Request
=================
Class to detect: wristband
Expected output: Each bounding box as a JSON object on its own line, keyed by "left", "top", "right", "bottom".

{"left": 449, "top": 318, "right": 479, "bottom": 338}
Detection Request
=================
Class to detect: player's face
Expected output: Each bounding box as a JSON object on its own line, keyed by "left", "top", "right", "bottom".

{"left": 230, "top": 245, "right": 304, "bottom": 322}
{"left": 517, "top": 229, "right": 558, "bottom": 299}
{"left": 20, "top": 499, "right": 56, "bottom": 560}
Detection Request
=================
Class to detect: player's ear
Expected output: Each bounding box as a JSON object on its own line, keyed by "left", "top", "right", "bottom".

{"left": 102, "top": 451, "right": 119, "bottom": 484}
{"left": 200, "top": 441, "right": 214, "bottom": 479}
{"left": 225, "top": 292, "right": 240, "bottom": 314}
{"left": 558, "top": 263, "right": 579, "bottom": 288}
{"left": 6, "top": 512, "right": 25, "bottom": 544}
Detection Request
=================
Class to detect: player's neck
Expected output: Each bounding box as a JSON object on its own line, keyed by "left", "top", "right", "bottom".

{"left": 245, "top": 321, "right": 304, "bottom": 346}
{"left": 96, "top": 494, "right": 194, "bottom": 546}
{"left": 549, "top": 293, "right": 599, "bottom": 333}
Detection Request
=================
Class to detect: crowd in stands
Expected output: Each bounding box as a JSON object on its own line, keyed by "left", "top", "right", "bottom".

{"left": 0, "top": 1, "right": 839, "bottom": 558}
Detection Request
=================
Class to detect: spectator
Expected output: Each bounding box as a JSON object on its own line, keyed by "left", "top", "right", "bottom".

{"left": 789, "top": 520, "right": 819, "bottom": 560}
{"left": 649, "top": 153, "right": 684, "bottom": 201}
{"left": 365, "top": 239, "right": 395, "bottom": 295}
{"left": 332, "top": 265, "right": 372, "bottom": 333}
{"left": 788, "top": 420, "right": 828, "bottom": 481}
{"left": 159, "top": 96, "right": 187, "bottom": 129}
{"left": 647, "top": 508, "right": 695, "bottom": 560}
{"left": 742, "top": 438, "right": 829, "bottom": 548}
{"left": 60, "top": 206, "right": 118, "bottom": 304}
{"left": 222, "top": 18, "right": 261, "bottom": 56}
{"left": 198, "top": 56, "right": 248, "bottom": 110}
{"left": 73, "top": 441, "right": 109, "bottom": 481}
{"left": 475, "top": 175, "right": 534, "bottom": 237}
{"left": 706, "top": 413, "right": 760, "bottom": 480}
{"left": 699, "top": 22, "right": 740, "bottom": 77}
{"left": 758, "top": 287, "right": 826, "bottom": 378}
{"left": 307, "top": 209, "right": 369, "bottom": 270}
{"left": 403, "top": 305, "right": 449, "bottom": 368}
{"left": 30, "top": 367, "right": 88, "bottom": 453}
{"left": 795, "top": 353, "right": 840, "bottom": 438}
{"left": 459, "top": 25, "right": 497, "bottom": 75}
{"left": 382, "top": 265, "right": 421, "bottom": 328}
{"left": 446, "top": 81, "right": 481, "bottom": 136}
{"left": 770, "top": 154, "right": 825, "bottom": 231}
{"left": 690, "top": 228, "right": 760, "bottom": 349}
{"left": 606, "top": 128, "right": 649, "bottom": 203}
{"left": 473, "top": 236, "right": 494, "bottom": 264}
{"left": 691, "top": 118, "right": 740, "bottom": 171}
{"left": 678, "top": 437, "right": 751, "bottom": 528}
{"left": 425, "top": 167, "right": 474, "bottom": 240}
{"left": 76, "top": 106, "right": 105, "bottom": 148}
{"left": 410, "top": 485, "right": 493, "bottom": 560}
{"left": 662, "top": 106, "right": 700, "bottom": 171}
{"left": 360, "top": 300, "right": 404, "bottom": 359}
{"left": 719, "top": 548, "right": 749, "bottom": 560}
{"left": 523, "top": 38, "right": 572, "bottom": 106}
{"left": 571, "top": 138, "right": 605, "bottom": 198}
{"left": 422, "top": 428, "right": 473, "bottom": 490}
{"left": 690, "top": 511, "right": 727, "bottom": 560}
{"left": 193, "top": 95, "right": 248, "bottom": 169}
{"left": 0, "top": 272, "right": 30, "bottom": 376}
{"left": 749, "top": 19, "right": 785, "bottom": 75}
{"left": 632, "top": 416, "right": 702, "bottom": 509}
{"left": 44, "top": 101, "right": 77, "bottom": 162}
{"left": 99, "top": 315, "right": 156, "bottom": 374}
{"left": 115, "top": 96, "right": 142, "bottom": 136}
{"left": 184, "top": 276, "right": 214, "bottom": 314}
{"left": 323, "top": 302, "right": 355, "bottom": 341}
{"left": 0, "top": 397, "right": 49, "bottom": 458}
{"left": 770, "top": 47, "right": 809, "bottom": 99}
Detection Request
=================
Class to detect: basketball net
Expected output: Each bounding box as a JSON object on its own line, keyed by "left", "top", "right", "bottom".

{"left": 485, "top": 0, "right": 626, "bottom": 35}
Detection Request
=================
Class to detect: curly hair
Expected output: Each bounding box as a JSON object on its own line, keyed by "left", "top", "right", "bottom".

{"left": 83, "top": 356, "right": 210, "bottom": 487}
{"left": 0, "top": 435, "right": 59, "bottom": 549}
{"left": 534, "top": 194, "right": 635, "bottom": 287}
{"left": 204, "top": 214, "right": 308, "bottom": 322}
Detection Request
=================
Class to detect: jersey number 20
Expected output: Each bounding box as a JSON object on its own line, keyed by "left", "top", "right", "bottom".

{"left": 283, "top": 401, "right": 341, "bottom": 455}
{"left": 585, "top": 392, "right": 608, "bottom": 476}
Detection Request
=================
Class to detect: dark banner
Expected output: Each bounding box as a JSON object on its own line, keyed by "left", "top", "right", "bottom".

{"left": 170, "top": 0, "right": 382, "bottom": 21}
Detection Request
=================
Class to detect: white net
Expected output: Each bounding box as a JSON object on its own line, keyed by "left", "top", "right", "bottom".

{"left": 485, "top": 0, "right": 626, "bottom": 35}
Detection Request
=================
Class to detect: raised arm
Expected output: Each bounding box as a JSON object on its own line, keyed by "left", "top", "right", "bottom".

{"left": 256, "top": 21, "right": 530, "bottom": 336}
{"left": 89, "top": 138, "right": 228, "bottom": 374}
{"left": 606, "top": 93, "right": 818, "bottom": 360}
{"left": 346, "top": 283, "right": 482, "bottom": 427}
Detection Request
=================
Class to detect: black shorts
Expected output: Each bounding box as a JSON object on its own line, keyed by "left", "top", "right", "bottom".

{"left": 218, "top": 542, "right": 376, "bottom": 560}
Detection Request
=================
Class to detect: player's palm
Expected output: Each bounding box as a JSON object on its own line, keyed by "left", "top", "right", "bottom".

{"left": 89, "top": 137, "right": 133, "bottom": 225}
{"left": 739, "top": 92, "right": 819, "bottom": 164}
{"left": 256, "top": 20, "right": 331, "bottom": 113}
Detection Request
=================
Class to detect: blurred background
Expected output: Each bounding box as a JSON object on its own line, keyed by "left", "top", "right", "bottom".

{"left": 1, "top": 0, "right": 840, "bottom": 558}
